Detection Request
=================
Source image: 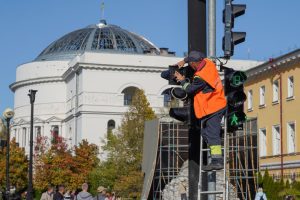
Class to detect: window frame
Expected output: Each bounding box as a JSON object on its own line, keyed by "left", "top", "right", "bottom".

{"left": 287, "top": 76, "right": 294, "bottom": 99}
{"left": 272, "top": 80, "right": 279, "bottom": 103}
{"left": 259, "top": 128, "right": 267, "bottom": 157}
{"left": 287, "top": 121, "right": 296, "bottom": 154}
{"left": 272, "top": 125, "right": 281, "bottom": 156}
{"left": 247, "top": 89, "right": 253, "bottom": 111}
{"left": 259, "top": 85, "right": 266, "bottom": 107}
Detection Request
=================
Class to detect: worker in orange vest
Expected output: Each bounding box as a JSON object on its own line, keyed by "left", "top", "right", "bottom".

{"left": 174, "top": 51, "right": 227, "bottom": 171}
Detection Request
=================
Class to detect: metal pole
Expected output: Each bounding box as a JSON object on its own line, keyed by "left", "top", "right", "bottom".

{"left": 208, "top": 0, "right": 216, "bottom": 58}
{"left": 6, "top": 118, "right": 11, "bottom": 200}
{"left": 188, "top": 0, "right": 206, "bottom": 199}
{"left": 27, "top": 90, "right": 37, "bottom": 200}
{"left": 207, "top": 0, "right": 216, "bottom": 199}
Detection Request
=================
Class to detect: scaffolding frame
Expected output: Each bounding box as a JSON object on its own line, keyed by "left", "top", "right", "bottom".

{"left": 151, "top": 120, "right": 189, "bottom": 200}
{"left": 227, "top": 118, "right": 259, "bottom": 200}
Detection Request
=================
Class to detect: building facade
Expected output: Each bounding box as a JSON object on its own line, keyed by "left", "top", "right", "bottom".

{"left": 245, "top": 49, "right": 300, "bottom": 180}
{"left": 10, "top": 19, "right": 260, "bottom": 156}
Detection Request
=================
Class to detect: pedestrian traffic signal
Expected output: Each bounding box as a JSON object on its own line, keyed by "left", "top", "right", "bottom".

{"left": 223, "top": 66, "right": 247, "bottom": 132}
{"left": 222, "top": 0, "right": 246, "bottom": 58}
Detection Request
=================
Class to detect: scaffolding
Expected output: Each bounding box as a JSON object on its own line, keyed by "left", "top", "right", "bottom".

{"left": 227, "top": 118, "right": 259, "bottom": 200}
{"left": 150, "top": 120, "right": 189, "bottom": 200}
{"left": 142, "top": 118, "right": 259, "bottom": 200}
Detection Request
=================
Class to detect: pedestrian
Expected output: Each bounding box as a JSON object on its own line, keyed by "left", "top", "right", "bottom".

{"left": 255, "top": 187, "right": 267, "bottom": 200}
{"left": 93, "top": 186, "right": 106, "bottom": 200}
{"left": 70, "top": 190, "right": 77, "bottom": 200}
{"left": 105, "top": 192, "right": 112, "bottom": 200}
{"left": 40, "top": 185, "right": 54, "bottom": 200}
{"left": 173, "top": 51, "right": 227, "bottom": 171}
{"left": 64, "top": 190, "right": 72, "bottom": 200}
{"left": 76, "top": 183, "right": 93, "bottom": 200}
{"left": 53, "top": 185, "right": 65, "bottom": 200}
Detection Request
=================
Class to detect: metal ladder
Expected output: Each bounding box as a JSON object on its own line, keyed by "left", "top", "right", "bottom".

{"left": 198, "top": 120, "right": 229, "bottom": 200}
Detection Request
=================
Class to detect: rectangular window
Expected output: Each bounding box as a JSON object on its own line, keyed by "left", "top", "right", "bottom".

{"left": 259, "top": 128, "right": 267, "bottom": 157}
{"left": 287, "top": 122, "right": 296, "bottom": 153}
{"left": 272, "top": 125, "right": 281, "bottom": 155}
{"left": 288, "top": 76, "right": 294, "bottom": 98}
{"left": 51, "top": 125, "right": 59, "bottom": 143}
{"left": 247, "top": 90, "right": 253, "bottom": 110}
{"left": 260, "top": 86, "right": 265, "bottom": 106}
{"left": 273, "top": 80, "right": 279, "bottom": 102}
{"left": 35, "top": 126, "right": 41, "bottom": 139}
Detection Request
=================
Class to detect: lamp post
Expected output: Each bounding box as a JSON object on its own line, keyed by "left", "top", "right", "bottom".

{"left": 3, "top": 108, "right": 15, "bottom": 200}
{"left": 27, "top": 89, "right": 37, "bottom": 200}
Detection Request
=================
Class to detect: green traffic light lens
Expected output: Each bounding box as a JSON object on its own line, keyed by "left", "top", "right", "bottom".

{"left": 230, "top": 71, "right": 247, "bottom": 87}
{"left": 228, "top": 112, "right": 247, "bottom": 127}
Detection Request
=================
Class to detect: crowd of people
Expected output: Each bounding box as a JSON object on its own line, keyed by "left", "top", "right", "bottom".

{"left": 40, "top": 183, "right": 120, "bottom": 200}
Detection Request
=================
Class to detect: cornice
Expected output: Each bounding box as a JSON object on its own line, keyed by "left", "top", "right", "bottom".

{"left": 246, "top": 49, "right": 300, "bottom": 80}
{"left": 62, "top": 63, "right": 166, "bottom": 80}
{"left": 64, "top": 110, "right": 125, "bottom": 122}
{"left": 10, "top": 76, "right": 64, "bottom": 92}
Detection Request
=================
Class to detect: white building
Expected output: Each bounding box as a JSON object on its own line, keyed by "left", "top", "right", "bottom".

{"left": 10, "top": 20, "right": 261, "bottom": 154}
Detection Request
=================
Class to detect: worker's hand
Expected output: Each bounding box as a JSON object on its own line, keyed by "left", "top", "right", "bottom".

{"left": 176, "top": 60, "right": 186, "bottom": 68}
{"left": 174, "top": 71, "right": 185, "bottom": 82}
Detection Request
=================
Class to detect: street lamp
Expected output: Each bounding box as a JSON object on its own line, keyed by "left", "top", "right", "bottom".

{"left": 27, "top": 89, "right": 37, "bottom": 200}
{"left": 3, "top": 108, "right": 15, "bottom": 200}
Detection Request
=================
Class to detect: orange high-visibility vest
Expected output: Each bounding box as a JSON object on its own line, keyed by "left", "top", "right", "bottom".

{"left": 193, "top": 58, "right": 227, "bottom": 119}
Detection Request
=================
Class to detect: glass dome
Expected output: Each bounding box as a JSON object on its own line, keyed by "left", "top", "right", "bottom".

{"left": 36, "top": 20, "right": 160, "bottom": 61}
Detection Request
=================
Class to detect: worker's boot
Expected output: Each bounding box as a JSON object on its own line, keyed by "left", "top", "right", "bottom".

{"left": 202, "top": 145, "right": 223, "bottom": 171}
{"left": 202, "top": 155, "right": 224, "bottom": 171}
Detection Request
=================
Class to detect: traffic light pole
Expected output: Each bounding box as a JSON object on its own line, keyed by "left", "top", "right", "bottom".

{"left": 207, "top": 0, "right": 217, "bottom": 199}
{"left": 188, "top": 0, "right": 206, "bottom": 199}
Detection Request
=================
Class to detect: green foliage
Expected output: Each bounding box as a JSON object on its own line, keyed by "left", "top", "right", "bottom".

{"left": 259, "top": 169, "right": 300, "bottom": 200}
{"left": 89, "top": 89, "right": 156, "bottom": 198}
{"left": 0, "top": 138, "right": 28, "bottom": 192}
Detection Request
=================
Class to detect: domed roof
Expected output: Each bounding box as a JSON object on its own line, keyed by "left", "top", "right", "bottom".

{"left": 36, "top": 20, "right": 160, "bottom": 61}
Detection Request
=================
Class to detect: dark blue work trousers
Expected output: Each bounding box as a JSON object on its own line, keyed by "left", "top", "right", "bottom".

{"left": 198, "top": 108, "right": 225, "bottom": 146}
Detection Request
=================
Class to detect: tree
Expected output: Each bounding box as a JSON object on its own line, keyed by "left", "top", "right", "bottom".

{"left": 91, "top": 89, "right": 156, "bottom": 197}
{"left": 34, "top": 136, "right": 100, "bottom": 191}
{"left": 70, "top": 140, "right": 99, "bottom": 189}
{"left": 34, "top": 135, "right": 74, "bottom": 191}
{"left": 0, "top": 138, "right": 28, "bottom": 192}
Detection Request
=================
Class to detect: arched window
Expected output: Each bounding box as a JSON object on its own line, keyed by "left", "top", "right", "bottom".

{"left": 162, "top": 89, "right": 172, "bottom": 107}
{"left": 107, "top": 120, "right": 116, "bottom": 130}
{"left": 121, "top": 86, "right": 139, "bottom": 106}
{"left": 161, "top": 88, "right": 180, "bottom": 107}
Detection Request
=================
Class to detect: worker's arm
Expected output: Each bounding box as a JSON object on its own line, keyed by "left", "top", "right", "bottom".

{"left": 174, "top": 71, "right": 214, "bottom": 95}
{"left": 180, "top": 76, "right": 212, "bottom": 95}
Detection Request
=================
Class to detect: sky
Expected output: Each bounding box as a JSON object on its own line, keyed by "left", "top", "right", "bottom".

{"left": 0, "top": 0, "right": 300, "bottom": 113}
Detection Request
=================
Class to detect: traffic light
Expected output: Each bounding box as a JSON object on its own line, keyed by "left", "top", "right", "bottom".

{"left": 222, "top": 0, "right": 246, "bottom": 58}
{"left": 169, "top": 106, "right": 190, "bottom": 123}
{"left": 223, "top": 66, "right": 247, "bottom": 132}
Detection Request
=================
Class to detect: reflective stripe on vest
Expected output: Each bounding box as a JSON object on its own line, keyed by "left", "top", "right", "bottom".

{"left": 193, "top": 58, "right": 227, "bottom": 119}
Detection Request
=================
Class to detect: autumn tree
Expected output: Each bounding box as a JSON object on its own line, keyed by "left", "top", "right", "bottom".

{"left": 0, "top": 138, "right": 28, "bottom": 191}
{"left": 70, "top": 140, "right": 99, "bottom": 188}
{"left": 91, "top": 89, "right": 156, "bottom": 198}
{"left": 34, "top": 135, "right": 74, "bottom": 191}
{"left": 34, "top": 135, "right": 99, "bottom": 191}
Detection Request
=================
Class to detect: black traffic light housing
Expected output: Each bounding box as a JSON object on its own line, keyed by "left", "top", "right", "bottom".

{"left": 223, "top": 66, "right": 247, "bottom": 132}
{"left": 222, "top": 0, "right": 246, "bottom": 58}
{"left": 169, "top": 106, "right": 190, "bottom": 123}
